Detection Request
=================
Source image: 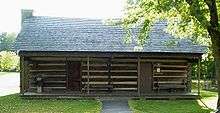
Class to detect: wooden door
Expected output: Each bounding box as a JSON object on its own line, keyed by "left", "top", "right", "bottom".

{"left": 67, "top": 62, "right": 81, "bottom": 91}
{"left": 140, "top": 62, "right": 152, "bottom": 94}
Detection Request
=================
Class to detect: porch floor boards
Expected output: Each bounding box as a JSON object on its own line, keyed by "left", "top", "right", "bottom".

{"left": 21, "top": 92, "right": 199, "bottom": 99}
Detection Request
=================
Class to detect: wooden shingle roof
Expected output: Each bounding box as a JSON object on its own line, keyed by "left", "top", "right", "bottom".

{"left": 15, "top": 16, "right": 206, "bottom": 54}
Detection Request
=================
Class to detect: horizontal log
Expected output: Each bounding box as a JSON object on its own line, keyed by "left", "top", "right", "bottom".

{"left": 82, "top": 81, "right": 137, "bottom": 85}
{"left": 153, "top": 70, "right": 187, "bottom": 73}
{"left": 154, "top": 65, "right": 187, "bottom": 68}
{"left": 82, "top": 75, "right": 137, "bottom": 79}
{"left": 30, "top": 86, "right": 67, "bottom": 89}
{"left": 111, "top": 70, "right": 137, "bottom": 73}
{"left": 41, "top": 75, "right": 67, "bottom": 77}
{"left": 113, "top": 88, "right": 137, "bottom": 90}
{"left": 112, "top": 59, "right": 138, "bottom": 62}
{"left": 30, "top": 57, "right": 66, "bottom": 61}
{"left": 30, "top": 72, "right": 67, "bottom": 75}
{"left": 141, "top": 59, "right": 188, "bottom": 63}
{"left": 111, "top": 76, "right": 137, "bottom": 78}
{"left": 30, "top": 80, "right": 66, "bottom": 84}
{"left": 82, "top": 64, "right": 107, "bottom": 67}
{"left": 82, "top": 70, "right": 108, "bottom": 73}
{"left": 112, "top": 82, "right": 137, "bottom": 85}
{"left": 30, "top": 70, "right": 66, "bottom": 72}
{"left": 81, "top": 87, "right": 137, "bottom": 90}
{"left": 82, "top": 70, "right": 137, "bottom": 73}
{"left": 82, "top": 64, "right": 137, "bottom": 67}
{"left": 153, "top": 76, "right": 187, "bottom": 78}
{"left": 82, "top": 76, "right": 108, "bottom": 78}
{"left": 44, "top": 81, "right": 66, "bottom": 84}
{"left": 154, "top": 81, "right": 185, "bottom": 84}
{"left": 82, "top": 82, "right": 108, "bottom": 84}
{"left": 29, "top": 64, "right": 66, "bottom": 66}
{"left": 112, "top": 64, "right": 137, "bottom": 67}
{"left": 81, "top": 88, "right": 108, "bottom": 90}
{"left": 30, "top": 66, "right": 66, "bottom": 70}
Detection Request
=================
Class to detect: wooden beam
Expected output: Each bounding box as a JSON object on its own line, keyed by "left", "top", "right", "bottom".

{"left": 24, "top": 59, "right": 29, "bottom": 92}
{"left": 20, "top": 56, "right": 29, "bottom": 94}
{"left": 20, "top": 56, "right": 25, "bottom": 94}
{"left": 153, "top": 64, "right": 187, "bottom": 68}
{"left": 87, "top": 56, "right": 90, "bottom": 94}
{"left": 153, "top": 76, "right": 187, "bottom": 78}
{"left": 153, "top": 70, "right": 187, "bottom": 73}
{"left": 82, "top": 64, "right": 137, "bottom": 67}
{"left": 82, "top": 75, "right": 137, "bottom": 79}
{"left": 19, "top": 51, "right": 202, "bottom": 60}
{"left": 141, "top": 59, "right": 188, "bottom": 63}
{"left": 82, "top": 70, "right": 137, "bottom": 73}
{"left": 137, "top": 56, "right": 140, "bottom": 96}
{"left": 198, "top": 58, "right": 201, "bottom": 96}
{"left": 187, "top": 63, "right": 192, "bottom": 92}
{"left": 107, "top": 57, "right": 112, "bottom": 92}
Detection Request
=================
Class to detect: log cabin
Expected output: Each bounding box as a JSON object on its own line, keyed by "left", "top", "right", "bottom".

{"left": 15, "top": 10, "right": 206, "bottom": 99}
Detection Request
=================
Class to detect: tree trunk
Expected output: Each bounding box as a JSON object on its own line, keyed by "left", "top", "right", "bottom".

{"left": 209, "top": 29, "right": 220, "bottom": 109}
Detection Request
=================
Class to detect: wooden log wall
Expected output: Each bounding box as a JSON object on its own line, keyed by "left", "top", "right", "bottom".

{"left": 28, "top": 57, "right": 67, "bottom": 92}
{"left": 81, "top": 57, "right": 138, "bottom": 92}
{"left": 151, "top": 60, "right": 189, "bottom": 92}
{"left": 25, "top": 56, "right": 192, "bottom": 94}
{"left": 27, "top": 56, "right": 138, "bottom": 93}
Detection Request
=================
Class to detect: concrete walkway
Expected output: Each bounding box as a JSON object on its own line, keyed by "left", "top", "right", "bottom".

{"left": 0, "top": 72, "right": 20, "bottom": 96}
{"left": 101, "top": 99, "right": 132, "bottom": 113}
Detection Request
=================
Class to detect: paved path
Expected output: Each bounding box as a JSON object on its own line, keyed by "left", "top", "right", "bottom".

{"left": 101, "top": 99, "right": 132, "bottom": 113}
{"left": 198, "top": 96, "right": 218, "bottom": 111}
{"left": 0, "top": 72, "right": 20, "bottom": 96}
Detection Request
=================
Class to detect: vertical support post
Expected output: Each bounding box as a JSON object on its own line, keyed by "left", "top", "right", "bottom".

{"left": 20, "top": 56, "right": 29, "bottom": 94}
{"left": 198, "top": 58, "right": 201, "bottom": 96}
{"left": 65, "top": 58, "right": 68, "bottom": 91}
{"left": 20, "top": 56, "right": 25, "bottom": 94}
{"left": 24, "top": 59, "right": 29, "bottom": 91}
{"left": 137, "top": 56, "right": 141, "bottom": 96}
{"left": 87, "top": 56, "right": 90, "bottom": 94}
{"left": 187, "top": 63, "right": 192, "bottom": 92}
{"left": 107, "top": 57, "right": 112, "bottom": 92}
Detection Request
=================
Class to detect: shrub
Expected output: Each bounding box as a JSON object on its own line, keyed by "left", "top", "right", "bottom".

{"left": 0, "top": 51, "right": 19, "bottom": 72}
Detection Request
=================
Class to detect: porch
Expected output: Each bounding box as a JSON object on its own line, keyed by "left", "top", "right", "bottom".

{"left": 20, "top": 52, "right": 202, "bottom": 98}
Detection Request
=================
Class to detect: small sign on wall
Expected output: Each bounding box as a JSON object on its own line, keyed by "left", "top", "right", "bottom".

{"left": 156, "top": 67, "right": 160, "bottom": 72}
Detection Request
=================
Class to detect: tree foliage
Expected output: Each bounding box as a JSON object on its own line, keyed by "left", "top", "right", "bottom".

{"left": 123, "top": 0, "right": 213, "bottom": 44}
{"left": 0, "top": 51, "right": 19, "bottom": 72}
{"left": 0, "top": 32, "right": 17, "bottom": 51}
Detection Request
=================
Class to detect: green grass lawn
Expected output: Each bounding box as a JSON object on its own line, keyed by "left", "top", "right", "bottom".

{"left": 200, "top": 90, "right": 218, "bottom": 98}
{"left": 129, "top": 99, "right": 212, "bottom": 113}
{"left": 0, "top": 94, "right": 101, "bottom": 113}
{"left": 129, "top": 89, "right": 217, "bottom": 113}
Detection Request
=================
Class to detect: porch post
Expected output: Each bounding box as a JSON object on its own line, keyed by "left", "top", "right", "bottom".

{"left": 198, "top": 58, "right": 201, "bottom": 96}
{"left": 107, "top": 57, "right": 112, "bottom": 92}
{"left": 187, "top": 63, "right": 192, "bottom": 92}
{"left": 137, "top": 56, "right": 140, "bottom": 96}
{"left": 20, "top": 56, "right": 29, "bottom": 94}
{"left": 87, "top": 56, "right": 90, "bottom": 94}
{"left": 20, "top": 56, "right": 25, "bottom": 94}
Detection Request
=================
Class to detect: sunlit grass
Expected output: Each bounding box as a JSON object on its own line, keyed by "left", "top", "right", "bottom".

{"left": 0, "top": 94, "right": 101, "bottom": 113}
{"left": 129, "top": 99, "right": 212, "bottom": 113}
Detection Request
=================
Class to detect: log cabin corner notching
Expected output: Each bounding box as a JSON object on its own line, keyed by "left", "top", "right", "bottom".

{"left": 15, "top": 10, "right": 206, "bottom": 98}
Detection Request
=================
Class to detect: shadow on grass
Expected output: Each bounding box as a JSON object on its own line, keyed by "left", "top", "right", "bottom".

{"left": 0, "top": 94, "right": 101, "bottom": 113}
{"left": 129, "top": 99, "right": 213, "bottom": 113}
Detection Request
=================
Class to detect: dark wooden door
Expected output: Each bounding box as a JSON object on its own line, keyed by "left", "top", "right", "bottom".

{"left": 140, "top": 62, "right": 152, "bottom": 94}
{"left": 67, "top": 62, "right": 81, "bottom": 91}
